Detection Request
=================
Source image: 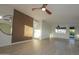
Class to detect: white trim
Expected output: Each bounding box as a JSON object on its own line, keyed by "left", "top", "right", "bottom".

{"left": 11, "top": 39, "right": 32, "bottom": 45}
{"left": 0, "top": 39, "right": 32, "bottom": 47}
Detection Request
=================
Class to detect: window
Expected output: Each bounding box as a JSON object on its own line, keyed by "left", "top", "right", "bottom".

{"left": 55, "top": 29, "right": 66, "bottom": 34}
{"left": 34, "top": 29, "right": 41, "bottom": 38}
{"left": 55, "top": 25, "right": 66, "bottom": 34}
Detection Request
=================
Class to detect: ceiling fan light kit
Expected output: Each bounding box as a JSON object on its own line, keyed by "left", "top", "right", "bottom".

{"left": 42, "top": 8, "right": 46, "bottom": 11}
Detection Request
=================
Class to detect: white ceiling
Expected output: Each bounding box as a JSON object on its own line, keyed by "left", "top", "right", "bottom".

{"left": 0, "top": 5, "right": 13, "bottom": 16}
{"left": 3, "top": 4, "right": 79, "bottom": 25}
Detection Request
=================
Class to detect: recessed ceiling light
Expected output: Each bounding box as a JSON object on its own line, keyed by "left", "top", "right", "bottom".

{"left": 0, "top": 16, "right": 3, "bottom": 19}
{"left": 42, "top": 8, "right": 46, "bottom": 11}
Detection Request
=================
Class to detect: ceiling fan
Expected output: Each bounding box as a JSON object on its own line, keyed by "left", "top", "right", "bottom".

{"left": 32, "top": 4, "right": 52, "bottom": 15}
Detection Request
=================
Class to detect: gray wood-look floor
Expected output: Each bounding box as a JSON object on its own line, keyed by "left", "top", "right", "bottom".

{"left": 0, "top": 38, "right": 79, "bottom": 55}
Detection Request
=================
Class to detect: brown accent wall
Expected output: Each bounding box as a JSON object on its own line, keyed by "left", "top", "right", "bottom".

{"left": 12, "top": 9, "right": 33, "bottom": 43}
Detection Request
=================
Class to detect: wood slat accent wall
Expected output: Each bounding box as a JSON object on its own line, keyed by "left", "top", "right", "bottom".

{"left": 12, "top": 9, "right": 33, "bottom": 43}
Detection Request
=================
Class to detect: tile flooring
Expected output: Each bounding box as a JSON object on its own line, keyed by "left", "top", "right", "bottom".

{"left": 0, "top": 38, "right": 79, "bottom": 55}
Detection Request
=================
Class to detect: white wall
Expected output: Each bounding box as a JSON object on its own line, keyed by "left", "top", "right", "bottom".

{"left": 0, "top": 5, "right": 14, "bottom": 47}
{"left": 33, "top": 20, "right": 42, "bottom": 39}
{"left": 0, "top": 31, "right": 11, "bottom": 47}
{"left": 75, "top": 25, "right": 79, "bottom": 40}
{"left": 33, "top": 20, "right": 51, "bottom": 40}
{"left": 41, "top": 20, "right": 51, "bottom": 39}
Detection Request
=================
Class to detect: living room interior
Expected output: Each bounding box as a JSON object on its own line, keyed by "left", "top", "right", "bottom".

{"left": 0, "top": 4, "right": 79, "bottom": 55}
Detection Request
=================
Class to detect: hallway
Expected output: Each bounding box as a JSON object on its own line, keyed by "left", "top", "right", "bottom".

{"left": 0, "top": 39, "right": 79, "bottom": 55}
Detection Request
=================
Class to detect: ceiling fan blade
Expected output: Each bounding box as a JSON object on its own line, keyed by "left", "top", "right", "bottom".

{"left": 32, "top": 8, "right": 41, "bottom": 11}
{"left": 45, "top": 9, "right": 52, "bottom": 15}
{"left": 42, "top": 4, "right": 48, "bottom": 8}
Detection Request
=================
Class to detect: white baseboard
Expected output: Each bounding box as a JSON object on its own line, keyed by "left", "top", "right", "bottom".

{"left": 0, "top": 40, "right": 32, "bottom": 47}
{"left": 11, "top": 39, "right": 32, "bottom": 45}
